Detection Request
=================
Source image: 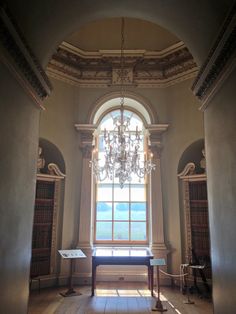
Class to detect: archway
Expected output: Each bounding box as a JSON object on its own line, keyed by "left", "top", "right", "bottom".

{"left": 178, "top": 139, "right": 205, "bottom": 175}
{"left": 0, "top": 2, "right": 235, "bottom": 313}
{"left": 7, "top": 1, "right": 232, "bottom": 67}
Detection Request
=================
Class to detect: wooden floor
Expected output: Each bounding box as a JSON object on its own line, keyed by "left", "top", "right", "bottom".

{"left": 28, "top": 282, "right": 213, "bottom": 314}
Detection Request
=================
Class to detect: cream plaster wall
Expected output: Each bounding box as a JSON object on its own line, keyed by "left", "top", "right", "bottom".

{"left": 40, "top": 79, "right": 82, "bottom": 274}
{"left": 40, "top": 76, "right": 203, "bottom": 278}
{"left": 160, "top": 79, "right": 204, "bottom": 275}
{"left": 0, "top": 63, "right": 40, "bottom": 314}
{"left": 204, "top": 68, "right": 236, "bottom": 314}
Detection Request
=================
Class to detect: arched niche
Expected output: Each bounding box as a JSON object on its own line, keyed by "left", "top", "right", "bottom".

{"left": 178, "top": 139, "right": 205, "bottom": 175}
{"left": 39, "top": 138, "right": 66, "bottom": 174}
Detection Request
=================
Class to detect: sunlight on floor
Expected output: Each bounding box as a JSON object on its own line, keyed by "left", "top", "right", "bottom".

{"left": 167, "top": 300, "right": 182, "bottom": 314}
{"left": 96, "top": 288, "right": 183, "bottom": 313}
{"left": 96, "top": 288, "right": 152, "bottom": 297}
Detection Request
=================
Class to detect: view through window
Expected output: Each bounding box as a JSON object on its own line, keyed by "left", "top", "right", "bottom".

{"left": 94, "top": 109, "right": 148, "bottom": 243}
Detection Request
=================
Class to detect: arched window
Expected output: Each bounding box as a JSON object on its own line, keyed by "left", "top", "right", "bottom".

{"left": 94, "top": 109, "right": 148, "bottom": 244}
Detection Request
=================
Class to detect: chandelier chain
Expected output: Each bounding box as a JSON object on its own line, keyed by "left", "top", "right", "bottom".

{"left": 120, "top": 17, "right": 125, "bottom": 108}
{"left": 90, "top": 17, "right": 155, "bottom": 188}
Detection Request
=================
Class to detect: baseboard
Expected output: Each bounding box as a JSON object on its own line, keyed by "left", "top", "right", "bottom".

{"left": 30, "top": 272, "right": 172, "bottom": 290}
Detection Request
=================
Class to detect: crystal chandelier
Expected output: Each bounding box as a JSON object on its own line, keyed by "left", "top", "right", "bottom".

{"left": 91, "top": 18, "right": 155, "bottom": 188}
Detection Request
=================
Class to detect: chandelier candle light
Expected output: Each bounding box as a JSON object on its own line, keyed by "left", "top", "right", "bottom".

{"left": 90, "top": 18, "right": 155, "bottom": 188}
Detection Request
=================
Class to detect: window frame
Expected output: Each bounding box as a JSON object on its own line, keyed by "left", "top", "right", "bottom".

{"left": 93, "top": 109, "right": 150, "bottom": 245}
{"left": 94, "top": 181, "right": 149, "bottom": 245}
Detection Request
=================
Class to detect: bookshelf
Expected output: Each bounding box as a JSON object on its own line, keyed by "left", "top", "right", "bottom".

{"left": 31, "top": 172, "right": 64, "bottom": 277}
{"left": 179, "top": 166, "right": 211, "bottom": 280}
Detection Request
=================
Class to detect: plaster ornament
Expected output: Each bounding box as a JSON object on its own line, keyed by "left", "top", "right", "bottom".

{"left": 37, "top": 146, "right": 45, "bottom": 173}
{"left": 48, "top": 163, "right": 66, "bottom": 177}
{"left": 200, "top": 148, "right": 206, "bottom": 172}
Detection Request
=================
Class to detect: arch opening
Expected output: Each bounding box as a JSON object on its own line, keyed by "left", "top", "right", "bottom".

{"left": 92, "top": 96, "right": 153, "bottom": 126}
{"left": 39, "top": 138, "right": 66, "bottom": 174}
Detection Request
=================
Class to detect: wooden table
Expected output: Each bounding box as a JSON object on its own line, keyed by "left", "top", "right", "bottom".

{"left": 91, "top": 247, "right": 154, "bottom": 296}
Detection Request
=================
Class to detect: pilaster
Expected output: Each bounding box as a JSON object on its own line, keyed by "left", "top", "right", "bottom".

{"left": 74, "top": 124, "right": 96, "bottom": 282}
{"left": 148, "top": 124, "right": 170, "bottom": 284}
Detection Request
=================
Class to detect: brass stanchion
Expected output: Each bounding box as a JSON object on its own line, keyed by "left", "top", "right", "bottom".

{"left": 151, "top": 259, "right": 167, "bottom": 312}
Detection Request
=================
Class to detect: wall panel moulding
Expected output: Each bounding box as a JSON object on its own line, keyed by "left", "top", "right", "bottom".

{"left": 192, "top": 3, "right": 236, "bottom": 111}
{"left": 47, "top": 41, "right": 198, "bottom": 88}
{"left": 0, "top": 5, "right": 52, "bottom": 108}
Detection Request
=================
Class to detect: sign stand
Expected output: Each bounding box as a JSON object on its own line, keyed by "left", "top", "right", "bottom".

{"left": 58, "top": 249, "right": 86, "bottom": 297}
{"left": 151, "top": 259, "right": 167, "bottom": 312}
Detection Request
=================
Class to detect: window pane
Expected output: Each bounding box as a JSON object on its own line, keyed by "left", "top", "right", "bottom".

{"left": 129, "top": 115, "right": 143, "bottom": 131}
{"left": 97, "top": 152, "right": 106, "bottom": 167}
{"left": 131, "top": 222, "right": 146, "bottom": 241}
{"left": 96, "top": 202, "right": 112, "bottom": 220}
{"left": 95, "top": 109, "right": 148, "bottom": 244}
{"left": 114, "top": 222, "right": 129, "bottom": 240}
{"left": 114, "top": 184, "right": 129, "bottom": 201}
{"left": 114, "top": 203, "right": 129, "bottom": 220}
{"left": 98, "top": 136, "right": 104, "bottom": 151}
{"left": 131, "top": 203, "right": 146, "bottom": 220}
{"left": 97, "top": 184, "right": 112, "bottom": 201}
{"left": 96, "top": 222, "right": 112, "bottom": 240}
{"left": 100, "top": 110, "right": 120, "bottom": 130}
{"left": 130, "top": 184, "right": 146, "bottom": 201}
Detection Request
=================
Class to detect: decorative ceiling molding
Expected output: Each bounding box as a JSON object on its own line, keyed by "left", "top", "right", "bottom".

{"left": 61, "top": 40, "right": 186, "bottom": 58}
{"left": 47, "top": 41, "right": 198, "bottom": 88}
{"left": 0, "top": 5, "right": 52, "bottom": 109}
{"left": 192, "top": 3, "right": 236, "bottom": 111}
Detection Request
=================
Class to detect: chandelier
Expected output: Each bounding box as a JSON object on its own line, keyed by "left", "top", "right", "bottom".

{"left": 90, "top": 18, "right": 155, "bottom": 188}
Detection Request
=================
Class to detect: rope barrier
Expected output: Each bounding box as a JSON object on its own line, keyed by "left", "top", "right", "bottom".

{"left": 159, "top": 269, "right": 188, "bottom": 278}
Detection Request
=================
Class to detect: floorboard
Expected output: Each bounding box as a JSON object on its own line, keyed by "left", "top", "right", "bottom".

{"left": 28, "top": 282, "right": 213, "bottom": 314}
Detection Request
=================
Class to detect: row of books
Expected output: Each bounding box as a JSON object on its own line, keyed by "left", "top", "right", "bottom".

{"left": 36, "top": 181, "right": 55, "bottom": 199}
{"left": 34, "top": 209, "right": 53, "bottom": 224}
{"left": 32, "top": 226, "right": 52, "bottom": 249}
{"left": 189, "top": 181, "right": 207, "bottom": 200}
{"left": 31, "top": 255, "right": 50, "bottom": 276}
{"left": 190, "top": 200, "right": 208, "bottom": 208}
{"left": 192, "top": 231, "right": 210, "bottom": 251}
{"left": 190, "top": 210, "right": 209, "bottom": 227}
{"left": 35, "top": 198, "right": 54, "bottom": 207}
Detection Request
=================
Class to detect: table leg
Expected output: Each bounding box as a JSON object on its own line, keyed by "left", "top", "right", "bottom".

{"left": 148, "top": 266, "right": 150, "bottom": 289}
{"left": 91, "top": 260, "right": 96, "bottom": 297}
{"left": 150, "top": 265, "right": 154, "bottom": 297}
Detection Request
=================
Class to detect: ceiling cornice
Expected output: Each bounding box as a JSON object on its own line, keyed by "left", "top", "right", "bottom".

{"left": 61, "top": 41, "right": 186, "bottom": 58}
{"left": 0, "top": 5, "right": 52, "bottom": 109}
{"left": 192, "top": 3, "right": 236, "bottom": 111}
{"left": 47, "top": 41, "right": 198, "bottom": 88}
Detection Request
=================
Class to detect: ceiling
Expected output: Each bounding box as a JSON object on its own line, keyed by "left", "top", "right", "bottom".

{"left": 49, "top": 17, "right": 197, "bottom": 88}
{"left": 66, "top": 18, "right": 180, "bottom": 52}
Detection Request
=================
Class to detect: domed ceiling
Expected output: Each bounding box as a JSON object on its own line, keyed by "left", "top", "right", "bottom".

{"left": 66, "top": 18, "right": 179, "bottom": 51}
{"left": 47, "top": 18, "right": 198, "bottom": 88}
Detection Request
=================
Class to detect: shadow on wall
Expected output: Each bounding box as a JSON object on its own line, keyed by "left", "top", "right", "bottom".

{"left": 39, "top": 138, "right": 66, "bottom": 174}
{"left": 178, "top": 139, "right": 205, "bottom": 174}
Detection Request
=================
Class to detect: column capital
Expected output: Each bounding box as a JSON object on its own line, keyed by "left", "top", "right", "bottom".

{"left": 75, "top": 124, "right": 96, "bottom": 158}
{"left": 147, "top": 124, "right": 169, "bottom": 158}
